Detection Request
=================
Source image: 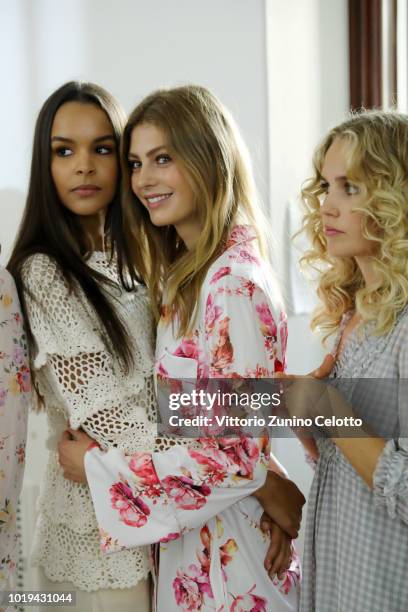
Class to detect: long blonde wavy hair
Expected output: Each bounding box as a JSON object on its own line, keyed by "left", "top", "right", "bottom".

{"left": 121, "top": 85, "right": 272, "bottom": 336}
{"left": 300, "top": 110, "right": 408, "bottom": 341}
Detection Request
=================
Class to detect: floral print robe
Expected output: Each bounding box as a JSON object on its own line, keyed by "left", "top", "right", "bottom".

{"left": 0, "top": 268, "right": 30, "bottom": 605}
{"left": 85, "top": 226, "right": 300, "bottom": 611}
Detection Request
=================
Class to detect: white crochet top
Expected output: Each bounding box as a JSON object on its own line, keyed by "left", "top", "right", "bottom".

{"left": 22, "top": 252, "right": 157, "bottom": 591}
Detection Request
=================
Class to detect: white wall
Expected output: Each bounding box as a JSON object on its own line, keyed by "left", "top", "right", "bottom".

{"left": 266, "top": 0, "right": 349, "bottom": 295}
{"left": 0, "top": 0, "right": 269, "bottom": 263}
{"left": 266, "top": 0, "right": 349, "bottom": 552}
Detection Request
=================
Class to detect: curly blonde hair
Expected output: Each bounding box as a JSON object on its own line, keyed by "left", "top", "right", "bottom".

{"left": 300, "top": 110, "right": 408, "bottom": 341}
{"left": 120, "top": 85, "right": 275, "bottom": 336}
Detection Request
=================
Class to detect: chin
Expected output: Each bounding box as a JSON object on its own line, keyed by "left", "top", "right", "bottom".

{"left": 328, "top": 250, "right": 365, "bottom": 259}
{"left": 147, "top": 215, "right": 169, "bottom": 227}
{"left": 63, "top": 201, "right": 111, "bottom": 217}
{"left": 326, "top": 242, "right": 350, "bottom": 256}
{"left": 328, "top": 250, "right": 353, "bottom": 258}
{"left": 147, "top": 211, "right": 175, "bottom": 227}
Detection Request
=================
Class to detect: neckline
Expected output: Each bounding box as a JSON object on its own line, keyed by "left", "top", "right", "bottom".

{"left": 332, "top": 310, "right": 363, "bottom": 361}
{"left": 332, "top": 304, "right": 408, "bottom": 378}
{"left": 331, "top": 310, "right": 354, "bottom": 358}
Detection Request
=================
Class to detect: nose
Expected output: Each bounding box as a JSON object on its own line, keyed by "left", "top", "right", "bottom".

{"left": 75, "top": 150, "right": 95, "bottom": 175}
{"left": 132, "top": 162, "right": 157, "bottom": 191}
{"left": 320, "top": 193, "right": 339, "bottom": 218}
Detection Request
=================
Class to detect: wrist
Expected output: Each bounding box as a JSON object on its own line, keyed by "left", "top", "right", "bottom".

{"left": 253, "top": 470, "right": 279, "bottom": 503}
{"left": 253, "top": 480, "right": 267, "bottom": 503}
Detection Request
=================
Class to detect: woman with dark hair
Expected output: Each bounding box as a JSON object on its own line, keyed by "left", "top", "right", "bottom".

{"left": 8, "top": 82, "right": 155, "bottom": 611}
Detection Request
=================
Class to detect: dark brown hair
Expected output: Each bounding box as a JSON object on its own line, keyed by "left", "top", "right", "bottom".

{"left": 8, "top": 81, "right": 137, "bottom": 371}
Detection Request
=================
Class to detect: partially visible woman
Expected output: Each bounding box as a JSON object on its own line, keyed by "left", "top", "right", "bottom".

{"left": 0, "top": 266, "right": 30, "bottom": 612}
{"left": 290, "top": 110, "right": 408, "bottom": 612}
{"left": 7, "top": 82, "right": 156, "bottom": 612}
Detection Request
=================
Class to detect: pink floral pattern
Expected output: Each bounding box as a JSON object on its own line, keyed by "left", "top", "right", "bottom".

{"left": 210, "top": 266, "right": 231, "bottom": 285}
{"left": 210, "top": 317, "right": 234, "bottom": 375}
{"left": 173, "top": 565, "right": 207, "bottom": 611}
{"left": 173, "top": 525, "right": 239, "bottom": 610}
{"left": 0, "top": 269, "right": 30, "bottom": 592}
{"left": 230, "top": 586, "right": 268, "bottom": 611}
{"left": 109, "top": 480, "right": 150, "bottom": 527}
{"left": 129, "top": 453, "right": 160, "bottom": 487}
{"left": 85, "top": 226, "right": 299, "bottom": 611}
{"left": 174, "top": 338, "right": 199, "bottom": 360}
{"left": 205, "top": 294, "right": 223, "bottom": 339}
{"left": 99, "top": 528, "right": 125, "bottom": 553}
{"left": 256, "top": 302, "right": 277, "bottom": 338}
{"left": 230, "top": 248, "right": 259, "bottom": 265}
{"left": 188, "top": 435, "right": 262, "bottom": 486}
{"left": 159, "top": 532, "right": 181, "bottom": 544}
{"left": 162, "top": 475, "right": 211, "bottom": 510}
{"left": 272, "top": 550, "right": 302, "bottom": 596}
{"left": 155, "top": 226, "right": 287, "bottom": 380}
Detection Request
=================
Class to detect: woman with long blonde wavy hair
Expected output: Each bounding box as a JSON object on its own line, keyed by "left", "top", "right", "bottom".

{"left": 289, "top": 110, "right": 408, "bottom": 612}
{"left": 58, "top": 85, "right": 304, "bottom": 611}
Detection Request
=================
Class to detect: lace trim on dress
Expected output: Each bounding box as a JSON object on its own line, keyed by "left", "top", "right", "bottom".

{"left": 32, "top": 517, "right": 151, "bottom": 591}
{"left": 332, "top": 306, "right": 408, "bottom": 380}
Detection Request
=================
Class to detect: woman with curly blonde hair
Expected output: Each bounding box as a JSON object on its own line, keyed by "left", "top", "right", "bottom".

{"left": 293, "top": 110, "right": 408, "bottom": 612}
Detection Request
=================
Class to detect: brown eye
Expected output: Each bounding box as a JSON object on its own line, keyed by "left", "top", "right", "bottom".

{"left": 55, "top": 147, "right": 73, "bottom": 157}
{"left": 96, "top": 145, "right": 113, "bottom": 155}
{"left": 129, "top": 160, "right": 141, "bottom": 170}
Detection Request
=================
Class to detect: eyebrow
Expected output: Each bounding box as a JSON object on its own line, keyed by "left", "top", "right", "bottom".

{"left": 128, "top": 145, "right": 167, "bottom": 159}
{"left": 320, "top": 174, "right": 347, "bottom": 182}
{"left": 51, "top": 135, "right": 116, "bottom": 144}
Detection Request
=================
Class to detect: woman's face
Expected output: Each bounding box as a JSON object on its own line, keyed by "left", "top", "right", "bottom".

{"left": 319, "top": 138, "right": 375, "bottom": 259}
{"left": 128, "top": 122, "right": 201, "bottom": 249}
{"left": 50, "top": 101, "right": 118, "bottom": 218}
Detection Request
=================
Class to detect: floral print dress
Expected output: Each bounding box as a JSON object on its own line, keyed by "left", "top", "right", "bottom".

{"left": 0, "top": 267, "right": 30, "bottom": 605}
{"left": 85, "top": 226, "right": 300, "bottom": 611}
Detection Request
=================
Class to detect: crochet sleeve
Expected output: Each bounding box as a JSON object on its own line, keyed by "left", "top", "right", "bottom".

{"left": 21, "top": 254, "right": 151, "bottom": 435}
{"left": 22, "top": 254, "right": 106, "bottom": 368}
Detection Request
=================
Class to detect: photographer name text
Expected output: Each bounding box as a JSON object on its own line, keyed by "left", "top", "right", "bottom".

{"left": 167, "top": 414, "right": 363, "bottom": 428}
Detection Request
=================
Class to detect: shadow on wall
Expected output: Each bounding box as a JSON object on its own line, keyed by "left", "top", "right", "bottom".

{"left": 0, "top": 189, "right": 26, "bottom": 266}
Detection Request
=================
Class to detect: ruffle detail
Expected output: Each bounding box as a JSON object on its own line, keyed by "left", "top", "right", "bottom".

{"left": 32, "top": 516, "right": 151, "bottom": 591}
{"left": 373, "top": 438, "right": 408, "bottom": 521}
